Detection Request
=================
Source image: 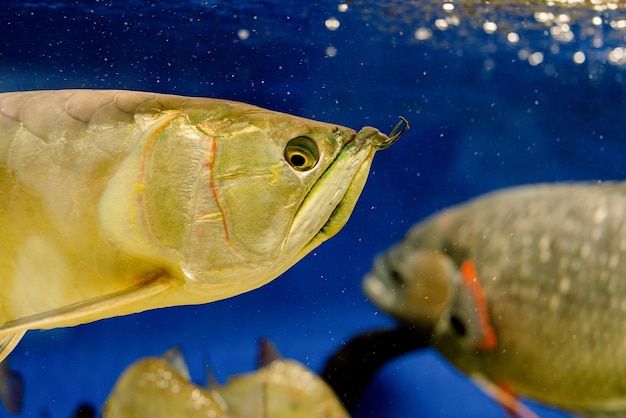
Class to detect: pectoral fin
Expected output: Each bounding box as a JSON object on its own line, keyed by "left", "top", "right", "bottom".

{"left": 0, "top": 333, "right": 25, "bottom": 366}
{"left": 0, "top": 276, "right": 171, "bottom": 341}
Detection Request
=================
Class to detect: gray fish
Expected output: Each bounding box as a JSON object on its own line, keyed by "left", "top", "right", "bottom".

{"left": 364, "top": 182, "right": 626, "bottom": 417}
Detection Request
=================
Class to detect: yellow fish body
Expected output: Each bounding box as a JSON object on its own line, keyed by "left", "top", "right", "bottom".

{"left": 103, "top": 343, "right": 349, "bottom": 418}
{"left": 364, "top": 183, "right": 626, "bottom": 417}
{"left": 103, "top": 348, "right": 230, "bottom": 418}
{"left": 0, "top": 89, "right": 407, "bottom": 361}
{"left": 219, "top": 340, "right": 349, "bottom": 418}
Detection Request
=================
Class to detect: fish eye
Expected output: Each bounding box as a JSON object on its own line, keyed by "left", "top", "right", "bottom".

{"left": 389, "top": 268, "right": 405, "bottom": 287}
{"left": 284, "top": 136, "right": 319, "bottom": 171}
{"left": 449, "top": 315, "right": 467, "bottom": 337}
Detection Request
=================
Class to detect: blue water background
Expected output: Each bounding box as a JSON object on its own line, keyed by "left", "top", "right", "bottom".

{"left": 2, "top": 1, "right": 626, "bottom": 417}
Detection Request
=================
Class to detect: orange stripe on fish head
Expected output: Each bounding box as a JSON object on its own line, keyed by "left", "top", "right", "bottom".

{"left": 459, "top": 260, "right": 497, "bottom": 350}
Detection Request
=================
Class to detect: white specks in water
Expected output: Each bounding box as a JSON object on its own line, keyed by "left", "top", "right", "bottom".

{"left": 237, "top": 29, "right": 250, "bottom": 40}
{"left": 608, "top": 47, "right": 626, "bottom": 65}
{"left": 507, "top": 32, "right": 520, "bottom": 44}
{"left": 435, "top": 18, "right": 449, "bottom": 30}
{"left": 573, "top": 51, "right": 586, "bottom": 64}
{"left": 528, "top": 51, "right": 545, "bottom": 66}
{"left": 414, "top": 27, "right": 433, "bottom": 40}
{"left": 483, "top": 21, "right": 498, "bottom": 34}
{"left": 325, "top": 17, "right": 341, "bottom": 31}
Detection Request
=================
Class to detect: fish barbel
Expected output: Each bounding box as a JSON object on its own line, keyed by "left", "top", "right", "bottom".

{"left": 0, "top": 89, "right": 408, "bottom": 362}
{"left": 364, "top": 182, "right": 626, "bottom": 417}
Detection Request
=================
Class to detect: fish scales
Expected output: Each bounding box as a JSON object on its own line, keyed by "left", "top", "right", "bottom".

{"left": 0, "top": 89, "right": 407, "bottom": 363}
{"left": 104, "top": 343, "right": 349, "bottom": 418}
{"left": 365, "top": 182, "right": 626, "bottom": 416}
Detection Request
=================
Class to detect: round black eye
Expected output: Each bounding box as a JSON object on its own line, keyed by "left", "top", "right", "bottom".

{"left": 449, "top": 315, "right": 467, "bottom": 337}
{"left": 284, "top": 136, "right": 319, "bottom": 171}
{"left": 389, "top": 268, "right": 405, "bottom": 287}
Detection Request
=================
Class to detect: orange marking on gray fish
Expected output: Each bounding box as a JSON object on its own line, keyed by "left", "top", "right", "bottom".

{"left": 459, "top": 260, "right": 497, "bottom": 350}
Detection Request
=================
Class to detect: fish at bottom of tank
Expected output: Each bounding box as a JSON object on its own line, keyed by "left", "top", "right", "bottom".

{"left": 324, "top": 182, "right": 626, "bottom": 418}
{"left": 103, "top": 339, "right": 349, "bottom": 418}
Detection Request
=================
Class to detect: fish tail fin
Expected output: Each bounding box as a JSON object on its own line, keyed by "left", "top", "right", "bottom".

{"left": 473, "top": 377, "right": 539, "bottom": 418}
{"left": 0, "top": 354, "right": 24, "bottom": 414}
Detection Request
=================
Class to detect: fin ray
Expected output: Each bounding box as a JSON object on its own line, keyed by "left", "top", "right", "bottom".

{"left": 0, "top": 333, "right": 25, "bottom": 364}
{"left": 0, "top": 276, "right": 171, "bottom": 337}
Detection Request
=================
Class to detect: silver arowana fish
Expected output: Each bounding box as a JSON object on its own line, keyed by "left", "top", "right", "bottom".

{"left": 364, "top": 183, "right": 626, "bottom": 418}
{"left": 103, "top": 340, "right": 349, "bottom": 418}
{"left": 0, "top": 89, "right": 408, "bottom": 362}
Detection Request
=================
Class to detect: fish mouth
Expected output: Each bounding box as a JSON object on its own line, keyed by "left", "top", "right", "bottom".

{"left": 286, "top": 136, "right": 376, "bottom": 260}
{"left": 280, "top": 117, "right": 408, "bottom": 274}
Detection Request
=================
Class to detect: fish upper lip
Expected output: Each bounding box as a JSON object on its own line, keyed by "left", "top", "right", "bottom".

{"left": 353, "top": 116, "right": 410, "bottom": 151}
{"left": 313, "top": 117, "right": 411, "bottom": 233}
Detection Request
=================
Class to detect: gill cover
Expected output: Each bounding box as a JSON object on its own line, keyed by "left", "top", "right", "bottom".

{"left": 99, "top": 105, "right": 359, "bottom": 286}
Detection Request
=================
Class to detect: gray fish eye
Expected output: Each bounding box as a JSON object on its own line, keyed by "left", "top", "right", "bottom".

{"left": 284, "top": 136, "right": 319, "bottom": 171}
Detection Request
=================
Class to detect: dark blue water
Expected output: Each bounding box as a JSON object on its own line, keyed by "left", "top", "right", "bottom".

{"left": 2, "top": 1, "right": 626, "bottom": 417}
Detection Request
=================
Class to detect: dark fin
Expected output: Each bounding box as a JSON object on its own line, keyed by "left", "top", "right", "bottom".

{"left": 0, "top": 277, "right": 170, "bottom": 338}
{"left": 0, "top": 359, "right": 23, "bottom": 414}
{"left": 459, "top": 260, "right": 497, "bottom": 350}
{"left": 321, "top": 326, "right": 430, "bottom": 411}
{"left": 473, "top": 378, "right": 539, "bottom": 418}
{"left": 71, "top": 403, "right": 96, "bottom": 418}
{"left": 257, "top": 338, "right": 282, "bottom": 368}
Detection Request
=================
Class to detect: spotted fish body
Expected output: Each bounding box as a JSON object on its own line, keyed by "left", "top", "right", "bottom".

{"left": 364, "top": 183, "right": 626, "bottom": 417}
{"left": 104, "top": 344, "right": 349, "bottom": 418}
{"left": 103, "top": 348, "right": 230, "bottom": 418}
{"left": 219, "top": 358, "right": 350, "bottom": 418}
{"left": 0, "top": 90, "right": 406, "bottom": 362}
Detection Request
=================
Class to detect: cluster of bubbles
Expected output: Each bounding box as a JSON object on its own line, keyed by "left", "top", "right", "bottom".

{"left": 349, "top": 0, "right": 626, "bottom": 69}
